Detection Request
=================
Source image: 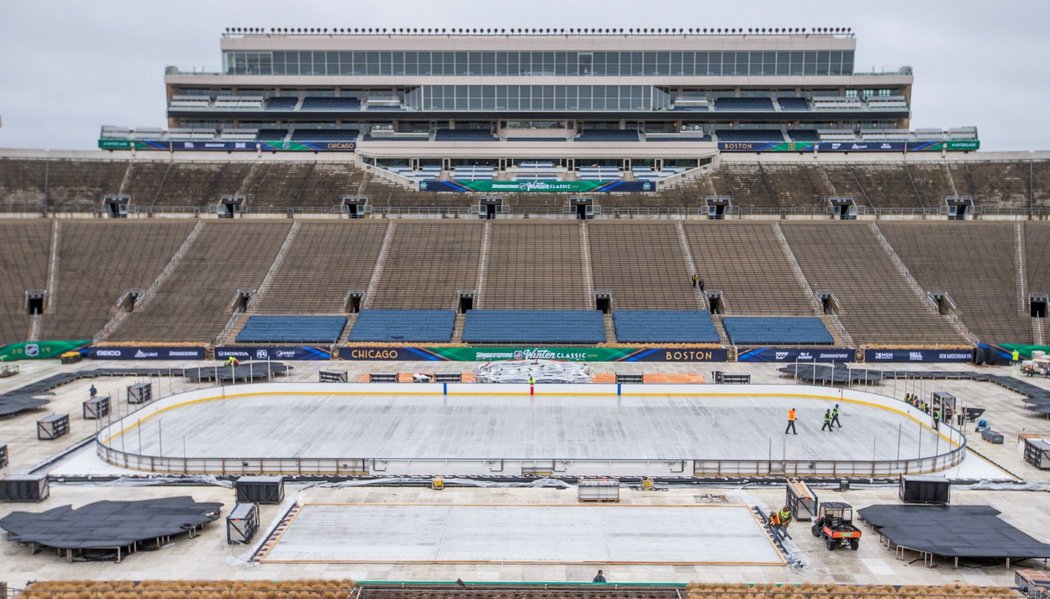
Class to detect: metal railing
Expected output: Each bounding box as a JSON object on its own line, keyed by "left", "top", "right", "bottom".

{"left": 95, "top": 413, "right": 965, "bottom": 478}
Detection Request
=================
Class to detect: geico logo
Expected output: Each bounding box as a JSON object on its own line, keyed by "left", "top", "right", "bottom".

{"left": 350, "top": 349, "right": 399, "bottom": 359}
{"left": 664, "top": 350, "right": 713, "bottom": 361}
{"left": 94, "top": 350, "right": 123, "bottom": 357}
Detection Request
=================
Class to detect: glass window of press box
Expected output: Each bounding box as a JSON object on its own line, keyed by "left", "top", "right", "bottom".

{"left": 417, "top": 85, "right": 664, "bottom": 111}
{"left": 223, "top": 50, "right": 855, "bottom": 77}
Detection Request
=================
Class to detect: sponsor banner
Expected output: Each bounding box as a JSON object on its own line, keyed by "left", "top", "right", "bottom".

{"left": 419, "top": 179, "right": 654, "bottom": 193}
{"left": 737, "top": 347, "right": 856, "bottom": 363}
{"left": 98, "top": 139, "right": 355, "bottom": 152}
{"left": 0, "top": 340, "right": 90, "bottom": 361}
{"left": 216, "top": 346, "right": 332, "bottom": 361}
{"left": 992, "top": 343, "right": 1050, "bottom": 360}
{"left": 85, "top": 346, "right": 207, "bottom": 360}
{"left": 339, "top": 346, "right": 727, "bottom": 362}
{"left": 863, "top": 348, "right": 974, "bottom": 363}
{"left": 718, "top": 140, "right": 980, "bottom": 153}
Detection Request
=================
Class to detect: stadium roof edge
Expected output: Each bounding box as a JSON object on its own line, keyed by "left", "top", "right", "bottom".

{"left": 220, "top": 27, "right": 856, "bottom": 39}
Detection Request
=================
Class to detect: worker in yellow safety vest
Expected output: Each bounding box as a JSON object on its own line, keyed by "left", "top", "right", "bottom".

{"left": 778, "top": 506, "right": 792, "bottom": 528}
{"left": 1012, "top": 349, "right": 1021, "bottom": 365}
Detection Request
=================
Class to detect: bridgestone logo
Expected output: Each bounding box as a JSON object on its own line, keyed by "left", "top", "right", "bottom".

{"left": 168, "top": 351, "right": 200, "bottom": 357}
{"left": 474, "top": 352, "right": 515, "bottom": 360}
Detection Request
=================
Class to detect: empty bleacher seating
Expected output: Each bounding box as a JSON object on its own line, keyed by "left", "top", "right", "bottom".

{"left": 40, "top": 221, "right": 195, "bottom": 340}
{"left": 289, "top": 129, "right": 359, "bottom": 141}
{"left": 235, "top": 315, "right": 347, "bottom": 343}
{"left": 370, "top": 223, "right": 484, "bottom": 309}
{"left": 811, "top": 96, "right": 863, "bottom": 111}
{"left": 714, "top": 97, "right": 775, "bottom": 111}
{"left": 256, "top": 129, "right": 289, "bottom": 140}
{"left": 450, "top": 165, "right": 496, "bottom": 180}
{"left": 777, "top": 97, "right": 811, "bottom": 111}
{"left": 781, "top": 223, "right": 964, "bottom": 345}
{"left": 684, "top": 223, "right": 815, "bottom": 315}
{"left": 254, "top": 222, "right": 387, "bottom": 314}
{"left": 482, "top": 222, "right": 589, "bottom": 309}
{"left": 589, "top": 223, "right": 698, "bottom": 309}
{"left": 348, "top": 309, "right": 455, "bottom": 342}
{"left": 881, "top": 222, "right": 1030, "bottom": 343}
{"left": 462, "top": 310, "right": 604, "bottom": 343}
{"left": 0, "top": 221, "right": 51, "bottom": 344}
{"left": 110, "top": 222, "right": 292, "bottom": 342}
{"left": 300, "top": 97, "right": 361, "bottom": 111}
{"left": 715, "top": 129, "right": 785, "bottom": 142}
{"left": 722, "top": 316, "right": 833, "bottom": 345}
{"left": 787, "top": 129, "right": 820, "bottom": 142}
{"left": 613, "top": 310, "right": 720, "bottom": 343}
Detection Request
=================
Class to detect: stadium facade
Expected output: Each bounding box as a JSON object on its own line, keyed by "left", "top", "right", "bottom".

{"left": 99, "top": 28, "right": 977, "bottom": 189}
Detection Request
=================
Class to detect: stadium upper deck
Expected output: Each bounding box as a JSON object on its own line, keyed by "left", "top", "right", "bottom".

{"left": 97, "top": 28, "right": 978, "bottom": 161}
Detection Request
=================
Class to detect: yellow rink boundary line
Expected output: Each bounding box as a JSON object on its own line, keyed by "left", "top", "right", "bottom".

{"left": 257, "top": 502, "right": 786, "bottom": 566}
{"left": 103, "top": 388, "right": 961, "bottom": 450}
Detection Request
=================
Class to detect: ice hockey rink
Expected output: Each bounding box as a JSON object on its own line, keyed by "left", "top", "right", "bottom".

{"left": 96, "top": 382, "right": 959, "bottom": 477}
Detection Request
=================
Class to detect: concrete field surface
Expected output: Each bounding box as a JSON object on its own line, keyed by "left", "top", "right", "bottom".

{"left": 260, "top": 503, "right": 784, "bottom": 565}
{"left": 101, "top": 392, "right": 946, "bottom": 464}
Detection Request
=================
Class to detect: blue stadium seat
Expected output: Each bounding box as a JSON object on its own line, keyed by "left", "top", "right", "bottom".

{"left": 613, "top": 311, "right": 720, "bottom": 343}
{"left": 289, "top": 129, "right": 359, "bottom": 141}
{"left": 462, "top": 310, "right": 604, "bottom": 344}
{"left": 348, "top": 310, "right": 455, "bottom": 342}
{"left": 265, "top": 97, "right": 298, "bottom": 111}
{"left": 787, "top": 129, "right": 821, "bottom": 142}
{"left": 300, "top": 97, "right": 361, "bottom": 111}
{"left": 777, "top": 97, "right": 811, "bottom": 111}
{"left": 715, "top": 129, "right": 784, "bottom": 142}
{"left": 714, "top": 97, "right": 775, "bottom": 111}
{"left": 722, "top": 317, "right": 834, "bottom": 345}
{"left": 236, "top": 315, "right": 347, "bottom": 343}
{"left": 256, "top": 129, "right": 288, "bottom": 140}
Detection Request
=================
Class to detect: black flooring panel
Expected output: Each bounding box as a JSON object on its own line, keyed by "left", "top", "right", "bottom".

{"left": 0, "top": 395, "right": 49, "bottom": 417}
{"left": 0, "top": 496, "right": 222, "bottom": 550}
{"left": 858, "top": 504, "right": 1050, "bottom": 559}
{"left": 779, "top": 367, "right": 1050, "bottom": 410}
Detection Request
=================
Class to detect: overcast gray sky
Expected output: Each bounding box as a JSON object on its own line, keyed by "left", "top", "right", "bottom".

{"left": 0, "top": 0, "right": 1047, "bottom": 152}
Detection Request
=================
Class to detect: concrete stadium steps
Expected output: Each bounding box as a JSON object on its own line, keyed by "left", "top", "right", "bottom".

{"left": 683, "top": 222, "right": 816, "bottom": 316}
{"left": 108, "top": 221, "right": 293, "bottom": 342}
{"left": 947, "top": 161, "right": 1035, "bottom": 210}
{"left": 818, "top": 164, "right": 876, "bottom": 209}
{"left": 780, "top": 222, "right": 964, "bottom": 345}
{"left": 706, "top": 164, "right": 780, "bottom": 210}
{"left": 150, "top": 161, "right": 254, "bottom": 208}
{"left": 39, "top": 220, "right": 196, "bottom": 340}
{"left": 756, "top": 164, "right": 832, "bottom": 209}
{"left": 844, "top": 164, "right": 927, "bottom": 209}
{"left": 881, "top": 222, "right": 1031, "bottom": 344}
{"left": 1026, "top": 222, "right": 1050, "bottom": 306}
{"left": 482, "top": 222, "right": 588, "bottom": 309}
{"left": 252, "top": 221, "right": 387, "bottom": 313}
{"left": 37, "top": 159, "right": 129, "bottom": 210}
{"left": 369, "top": 222, "right": 484, "bottom": 309}
{"left": 0, "top": 221, "right": 51, "bottom": 345}
{"left": 0, "top": 158, "right": 48, "bottom": 209}
{"left": 588, "top": 222, "right": 699, "bottom": 310}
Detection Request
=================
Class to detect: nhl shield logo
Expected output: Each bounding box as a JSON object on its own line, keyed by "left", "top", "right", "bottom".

{"left": 25, "top": 343, "right": 40, "bottom": 358}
